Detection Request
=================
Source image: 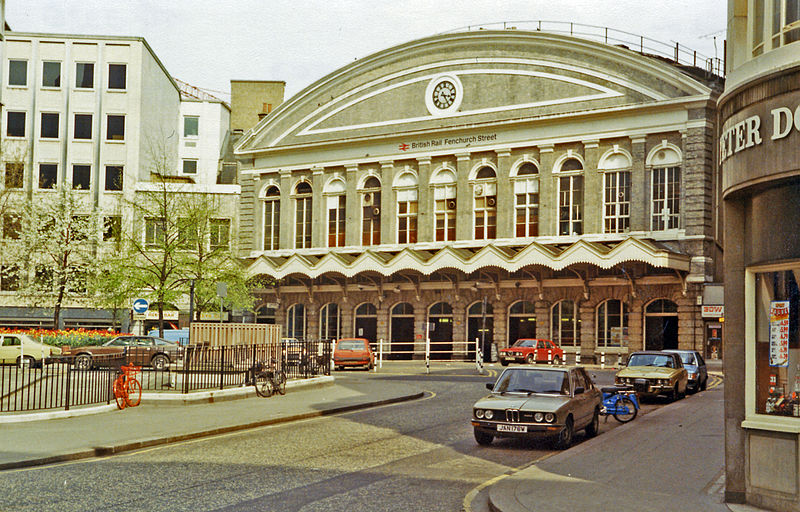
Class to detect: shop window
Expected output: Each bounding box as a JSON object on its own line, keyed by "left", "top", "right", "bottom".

{"left": 108, "top": 64, "right": 126, "bottom": 90}
{"left": 42, "top": 61, "right": 61, "bottom": 88}
{"left": 753, "top": 267, "right": 800, "bottom": 419}
{"left": 41, "top": 113, "right": 59, "bottom": 139}
{"left": 8, "top": 60, "right": 27, "bottom": 87}
{"left": 5, "top": 163, "right": 23, "bottom": 189}
{"left": 105, "top": 165, "right": 123, "bottom": 191}
{"left": 72, "top": 164, "right": 90, "bottom": 190}
{"left": 294, "top": 181, "right": 313, "bottom": 249}
{"left": 6, "top": 111, "right": 25, "bottom": 138}
{"left": 74, "top": 114, "right": 92, "bottom": 140}
{"left": 39, "top": 163, "right": 57, "bottom": 189}
{"left": 75, "top": 63, "right": 94, "bottom": 89}
{"left": 262, "top": 186, "right": 280, "bottom": 251}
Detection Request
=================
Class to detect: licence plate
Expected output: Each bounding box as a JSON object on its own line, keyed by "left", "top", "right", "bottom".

{"left": 497, "top": 424, "right": 527, "bottom": 433}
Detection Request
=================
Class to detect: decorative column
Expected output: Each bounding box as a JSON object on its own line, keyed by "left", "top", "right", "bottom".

{"left": 311, "top": 167, "right": 325, "bottom": 248}
{"left": 629, "top": 136, "right": 648, "bottom": 231}
{"left": 306, "top": 303, "right": 319, "bottom": 342}
{"left": 579, "top": 302, "right": 595, "bottom": 362}
{"left": 345, "top": 164, "right": 359, "bottom": 246}
{"left": 627, "top": 298, "right": 643, "bottom": 352}
{"left": 376, "top": 302, "right": 390, "bottom": 354}
{"left": 250, "top": 175, "right": 262, "bottom": 252}
{"left": 340, "top": 301, "right": 354, "bottom": 338}
{"left": 492, "top": 299, "right": 507, "bottom": 351}
{"left": 495, "top": 149, "right": 513, "bottom": 239}
{"left": 535, "top": 300, "right": 550, "bottom": 341}
{"left": 417, "top": 157, "right": 432, "bottom": 242}
{"left": 380, "top": 161, "right": 394, "bottom": 245}
{"left": 279, "top": 169, "right": 293, "bottom": 250}
{"left": 537, "top": 144, "right": 555, "bottom": 236}
{"left": 455, "top": 153, "right": 471, "bottom": 241}
{"left": 582, "top": 140, "right": 601, "bottom": 234}
{"left": 452, "top": 300, "right": 467, "bottom": 359}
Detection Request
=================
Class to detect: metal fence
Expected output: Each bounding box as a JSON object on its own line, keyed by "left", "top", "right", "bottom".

{"left": 0, "top": 340, "right": 332, "bottom": 413}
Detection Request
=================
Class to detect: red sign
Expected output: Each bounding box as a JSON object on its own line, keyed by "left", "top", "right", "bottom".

{"left": 398, "top": 143, "right": 409, "bottom": 151}
{"left": 701, "top": 305, "right": 724, "bottom": 318}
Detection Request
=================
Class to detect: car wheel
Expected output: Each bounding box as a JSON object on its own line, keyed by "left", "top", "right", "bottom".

{"left": 556, "top": 416, "right": 574, "bottom": 449}
{"left": 525, "top": 353, "right": 536, "bottom": 365}
{"left": 585, "top": 408, "right": 600, "bottom": 437}
{"left": 17, "top": 355, "right": 35, "bottom": 369}
{"left": 670, "top": 384, "right": 680, "bottom": 401}
{"left": 151, "top": 354, "right": 169, "bottom": 371}
{"left": 75, "top": 354, "right": 92, "bottom": 370}
{"left": 500, "top": 360, "right": 509, "bottom": 366}
{"left": 552, "top": 355, "right": 561, "bottom": 365}
{"left": 474, "top": 428, "right": 493, "bottom": 446}
{"left": 700, "top": 377, "right": 708, "bottom": 391}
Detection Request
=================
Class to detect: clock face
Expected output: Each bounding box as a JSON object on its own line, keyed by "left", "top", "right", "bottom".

{"left": 432, "top": 80, "right": 457, "bottom": 110}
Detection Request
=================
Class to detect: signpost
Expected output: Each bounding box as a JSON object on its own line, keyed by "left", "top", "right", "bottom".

{"left": 132, "top": 298, "right": 149, "bottom": 320}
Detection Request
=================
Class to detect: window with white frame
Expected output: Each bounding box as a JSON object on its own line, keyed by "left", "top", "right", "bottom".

{"left": 551, "top": 300, "right": 580, "bottom": 347}
{"left": 432, "top": 168, "right": 456, "bottom": 242}
{"left": 8, "top": 60, "right": 27, "bottom": 87}
{"left": 183, "top": 116, "right": 199, "bottom": 138}
{"left": 361, "top": 176, "right": 381, "bottom": 246}
{"left": 42, "top": 61, "right": 61, "bottom": 88}
{"left": 326, "top": 179, "right": 346, "bottom": 248}
{"left": 473, "top": 166, "right": 497, "bottom": 240}
{"left": 209, "top": 218, "right": 230, "bottom": 251}
{"left": 395, "top": 172, "right": 418, "bottom": 244}
{"left": 751, "top": 0, "right": 800, "bottom": 56}
{"left": 600, "top": 151, "right": 632, "bottom": 234}
{"left": 514, "top": 162, "right": 539, "bottom": 237}
{"left": 294, "top": 181, "right": 313, "bottom": 249}
{"left": 286, "top": 304, "right": 306, "bottom": 340}
{"left": 649, "top": 145, "right": 681, "bottom": 231}
{"left": 262, "top": 186, "right": 280, "bottom": 250}
{"left": 557, "top": 157, "right": 583, "bottom": 236}
{"left": 597, "top": 299, "right": 628, "bottom": 348}
{"left": 144, "top": 217, "right": 166, "bottom": 248}
{"left": 320, "top": 303, "right": 340, "bottom": 340}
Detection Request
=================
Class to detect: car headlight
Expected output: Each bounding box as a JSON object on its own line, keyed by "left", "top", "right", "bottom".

{"left": 534, "top": 412, "right": 544, "bottom": 422}
{"left": 485, "top": 410, "right": 494, "bottom": 420}
{"left": 475, "top": 409, "right": 484, "bottom": 419}
{"left": 688, "top": 372, "right": 697, "bottom": 379}
{"left": 545, "top": 413, "right": 555, "bottom": 423}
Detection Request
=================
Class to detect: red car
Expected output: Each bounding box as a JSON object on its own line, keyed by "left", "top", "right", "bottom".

{"left": 333, "top": 338, "right": 375, "bottom": 370}
{"left": 499, "top": 338, "right": 564, "bottom": 366}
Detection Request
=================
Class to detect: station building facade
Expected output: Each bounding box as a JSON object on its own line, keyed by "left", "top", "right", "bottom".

{"left": 236, "top": 29, "right": 723, "bottom": 362}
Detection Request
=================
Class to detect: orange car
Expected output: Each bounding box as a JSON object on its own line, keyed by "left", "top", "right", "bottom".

{"left": 333, "top": 338, "right": 374, "bottom": 370}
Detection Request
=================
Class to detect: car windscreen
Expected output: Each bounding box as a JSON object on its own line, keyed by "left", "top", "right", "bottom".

{"left": 628, "top": 353, "right": 673, "bottom": 368}
{"left": 493, "top": 370, "right": 569, "bottom": 395}
{"left": 511, "top": 339, "right": 535, "bottom": 348}
{"left": 337, "top": 340, "right": 366, "bottom": 351}
{"left": 675, "top": 352, "right": 695, "bottom": 365}
{"left": 104, "top": 337, "right": 132, "bottom": 346}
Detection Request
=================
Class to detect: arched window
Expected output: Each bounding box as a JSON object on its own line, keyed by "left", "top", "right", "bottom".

{"left": 319, "top": 302, "right": 340, "bottom": 340}
{"left": 429, "top": 302, "right": 453, "bottom": 316}
{"left": 473, "top": 166, "right": 497, "bottom": 240}
{"left": 293, "top": 181, "right": 312, "bottom": 249}
{"left": 286, "top": 303, "right": 306, "bottom": 340}
{"left": 513, "top": 162, "right": 539, "bottom": 237}
{"left": 432, "top": 168, "right": 456, "bottom": 241}
{"left": 261, "top": 185, "right": 280, "bottom": 250}
{"left": 649, "top": 145, "right": 682, "bottom": 231}
{"left": 361, "top": 176, "right": 381, "bottom": 246}
{"left": 597, "top": 299, "right": 628, "bottom": 348}
{"left": 599, "top": 151, "right": 632, "bottom": 234}
{"left": 325, "top": 179, "right": 346, "bottom": 247}
{"left": 395, "top": 172, "right": 418, "bottom": 244}
{"left": 556, "top": 156, "right": 584, "bottom": 236}
{"left": 551, "top": 300, "right": 580, "bottom": 347}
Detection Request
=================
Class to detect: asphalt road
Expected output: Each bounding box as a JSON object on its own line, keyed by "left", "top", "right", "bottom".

{"left": 0, "top": 365, "right": 664, "bottom": 512}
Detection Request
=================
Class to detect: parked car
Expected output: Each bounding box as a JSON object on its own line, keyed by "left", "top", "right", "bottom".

{"left": 0, "top": 333, "right": 60, "bottom": 367}
{"left": 499, "top": 338, "right": 564, "bottom": 366}
{"left": 281, "top": 337, "right": 305, "bottom": 367}
{"left": 61, "top": 335, "right": 182, "bottom": 370}
{"left": 147, "top": 328, "right": 190, "bottom": 346}
{"left": 472, "top": 366, "right": 602, "bottom": 449}
{"left": 664, "top": 349, "right": 708, "bottom": 393}
{"left": 333, "top": 338, "right": 374, "bottom": 370}
{"left": 615, "top": 351, "right": 689, "bottom": 400}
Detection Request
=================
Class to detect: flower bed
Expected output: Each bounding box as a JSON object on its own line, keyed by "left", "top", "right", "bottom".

{"left": 0, "top": 328, "right": 130, "bottom": 347}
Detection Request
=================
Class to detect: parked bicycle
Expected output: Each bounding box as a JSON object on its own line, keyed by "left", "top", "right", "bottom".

{"left": 248, "top": 358, "right": 287, "bottom": 398}
{"left": 600, "top": 385, "right": 639, "bottom": 423}
{"left": 113, "top": 363, "right": 142, "bottom": 410}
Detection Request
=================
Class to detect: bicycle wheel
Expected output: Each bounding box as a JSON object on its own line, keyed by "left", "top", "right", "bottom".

{"left": 275, "top": 370, "right": 287, "bottom": 395}
{"left": 613, "top": 396, "right": 638, "bottom": 423}
{"left": 125, "top": 378, "right": 142, "bottom": 407}
{"left": 113, "top": 376, "right": 127, "bottom": 410}
{"left": 254, "top": 371, "right": 273, "bottom": 397}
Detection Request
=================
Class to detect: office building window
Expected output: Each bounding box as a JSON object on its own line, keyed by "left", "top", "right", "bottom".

{"left": 72, "top": 165, "right": 90, "bottom": 190}
{"left": 39, "top": 164, "right": 58, "bottom": 189}
{"left": 182, "top": 159, "right": 198, "bottom": 174}
{"left": 75, "top": 63, "right": 94, "bottom": 88}
{"left": 8, "top": 60, "right": 27, "bottom": 86}
{"left": 294, "top": 181, "right": 312, "bottom": 249}
{"left": 105, "top": 165, "right": 123, "bottom": 191}
{"left": 6, "top": 112, "right": 25, "bottom": 138}
{"left": 41, "top": 113, "right": 59, "bottom": 139}
{"left": 210, "top": 219, "right": 230, "bottom": 250}
{"left": 74, "top": 114, "right": 92, "bottom": 140}
{"left": 42, "top": 61, "right": 61, "bottom": 87}
{"left": 103, "top": 216, "right": 121, "bottom": 242}
{"left": 106, "top": 115, "right": 125, "bottom": 141}
{"left": 361, "top": 176, "right": 381, "bottom": 246}
{"left": 514, "top": 162, "right": 539, "bottom": 238}
{"left": 5, "top": 163, "right": 23, "bottom": 189}
{"left": 108, "top": 64, "right": 126, "bottom": 90}
{"left": 184, "top": 116, "right": 199, "bottom": 137}
{"left": 262, "top": 186, "right": 280, "bottom": 251}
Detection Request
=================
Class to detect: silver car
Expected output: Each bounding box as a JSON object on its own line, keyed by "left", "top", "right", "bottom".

{"left": 664, "top": 349, "right": 708, "bottom": 393}
{"left": 472, "top": 366, "right": 602, "bottom": 449}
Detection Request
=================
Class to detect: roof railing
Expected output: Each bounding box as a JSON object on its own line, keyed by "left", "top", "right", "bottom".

{"left": 439, "top": 20, "right": 724, "bottom": 78}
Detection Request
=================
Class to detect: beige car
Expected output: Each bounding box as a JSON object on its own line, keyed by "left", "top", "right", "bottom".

{"left": 472, "top": 366, "right": 602, "bottom": 449}
{"left": 0, "top": 333, "right": 61, "bottom": 367}
{"left": 615, "top": 351, "right": 689, "bottom": 400}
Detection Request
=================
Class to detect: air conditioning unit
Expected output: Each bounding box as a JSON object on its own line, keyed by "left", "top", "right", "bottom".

{"left": 447, "top": 199, "right": 457, "bottom": 210}
{"left": 363, "top": 193, "right": 373, "bottom": 206}
{"left": 474, "top": 185, "right": 483, "bottom": 196}
{"left": 487, "top": 196, "right": 496, "bottom": 207}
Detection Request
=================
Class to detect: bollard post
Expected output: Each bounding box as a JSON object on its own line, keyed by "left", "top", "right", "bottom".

{"left": 379, "top": 338, "right": 383, "bottom": 369}
{"left": 476, "top": 337, "right": 484, "bottom": 374}
{"left": 425, "top": 336, "right": 430, "bottom": 375}
{"left": 576, "top": 351, "right": 581, "bottom": 365}
{"left": 601, "top": 351, "right": 606, "bottom": 370}
{"left": 547, "top": 349, "right": 552, "bottom": 365}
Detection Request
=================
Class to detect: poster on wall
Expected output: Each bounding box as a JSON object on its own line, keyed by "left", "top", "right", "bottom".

{"left": 770, "top": 300, "right": 790, "bottom": 367}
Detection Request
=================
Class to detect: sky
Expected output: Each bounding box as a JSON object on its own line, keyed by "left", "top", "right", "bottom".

{"left": 6, "top": 1, "right": 728, "bottom": 101}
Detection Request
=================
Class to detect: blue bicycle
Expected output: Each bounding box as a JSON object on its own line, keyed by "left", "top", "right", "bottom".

{"left": 600, "top": 386, "right": 640, "bottom": 423}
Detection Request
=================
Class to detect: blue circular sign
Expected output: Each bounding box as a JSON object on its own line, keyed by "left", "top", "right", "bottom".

{"left": 132, "top": 298, "right": 149, "bottom": 314}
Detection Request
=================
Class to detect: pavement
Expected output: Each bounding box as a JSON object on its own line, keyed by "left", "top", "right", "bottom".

{"left": 0, "top": 359, "right": 765, "bottom": 512}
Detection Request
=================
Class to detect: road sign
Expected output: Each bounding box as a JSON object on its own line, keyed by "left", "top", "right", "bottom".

{"left": 132, "top": 298, "right": 149, "bottom": 314}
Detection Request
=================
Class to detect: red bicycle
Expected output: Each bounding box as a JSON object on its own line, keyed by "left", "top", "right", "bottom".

{"left": 113, "top": 363, "right": 142, "bottom": 409}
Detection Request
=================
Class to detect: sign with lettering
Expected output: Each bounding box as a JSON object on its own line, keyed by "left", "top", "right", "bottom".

{"left": 701, "top": 305, "right": 724, "bottom": 318}
{"left": 720, "top": 105, "right": 800, "bottom": 163}
{"left": 398, "top": 133, "right": 497, "bottom": 152}
{"left": 769, "top": 301, "right": 790, "bottom": 367}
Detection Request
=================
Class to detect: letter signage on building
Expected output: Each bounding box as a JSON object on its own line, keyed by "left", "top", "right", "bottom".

{"left": 770, "top": 301, "right": 790, "bottom": 367}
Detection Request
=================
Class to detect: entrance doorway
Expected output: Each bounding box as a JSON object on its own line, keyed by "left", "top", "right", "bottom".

{"left": 354, "top": 303, "right": 377, "bottom": 349}
{"left": 390, "top": 302, "right": 414, "bottom": 360}
{"left": 508, "top": 300, "right": 536, "bottom": 346}
{"left": 428, "top": 302, "right": 453, "bottom": 360}
{"left": 467, "top": 301, "right": 493, "bottom": 362}
{"left": 645, "top": 299, "right": 679, "bottom": 350}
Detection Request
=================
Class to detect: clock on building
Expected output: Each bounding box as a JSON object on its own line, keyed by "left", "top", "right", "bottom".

{"left": 432, "top": 80, "right": 457, "bottom": 109}
{"left": 425, "top": 75, "right": 463, "bottom": 115}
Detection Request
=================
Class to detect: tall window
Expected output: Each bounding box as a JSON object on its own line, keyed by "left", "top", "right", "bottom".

{"left": 395, "top": 172, "right": 418, "bottom": 244}
{"left": 145, "top": 217, "right": 166, "bottom": 248}
{"left": 320, "top": 303, "right": 340, "bottom": 340}
{"left": 105, "top": 165, "right": 123, "bottom": 191}
{"left": 326, "top": 179, "right": 346, "bottom": 248}
{"left": 551, "top": 300, "right": 580, "bottom": 347}
{"left": 209, "top": 219, "right": 230, "bottom": 250}
{"left": 651, "top": 166, "right": 681, "bottom": 230}
{"left": 597, "top": 299, "right": 628, "bottom": 348}
{"left": 5, "top": 163, "right": 23, "bottom": 189}
{"left": 286, "top": 304, "right": 306, "bottom": 340}
{"left": 361, "top": 176, "right": 381, "bottom": 246}
{"left": 514, "top": 162, "right": 539, "bottom": 237}
{"left": 473, "top": 166, "right": 497, "bottom": 240}
{"left": 184, "top": 116, "right": 199, "bottom": 138}
{"left": 557, "top": 157, "right": 583, "bottom": 236}
{"left": 3, "top": 214, "right": 21, "bottom": 239}
{"left": 603, "top": 171, "right": 631, "bottom": 233}
{"left": 432, "top": 168, "right": 456, "bottom": 242}
{"left": 294, "top": 181, "right": 312, "bottom": 249}
{"left": 262, "top": 186, "right": 280, "bottom": 251}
